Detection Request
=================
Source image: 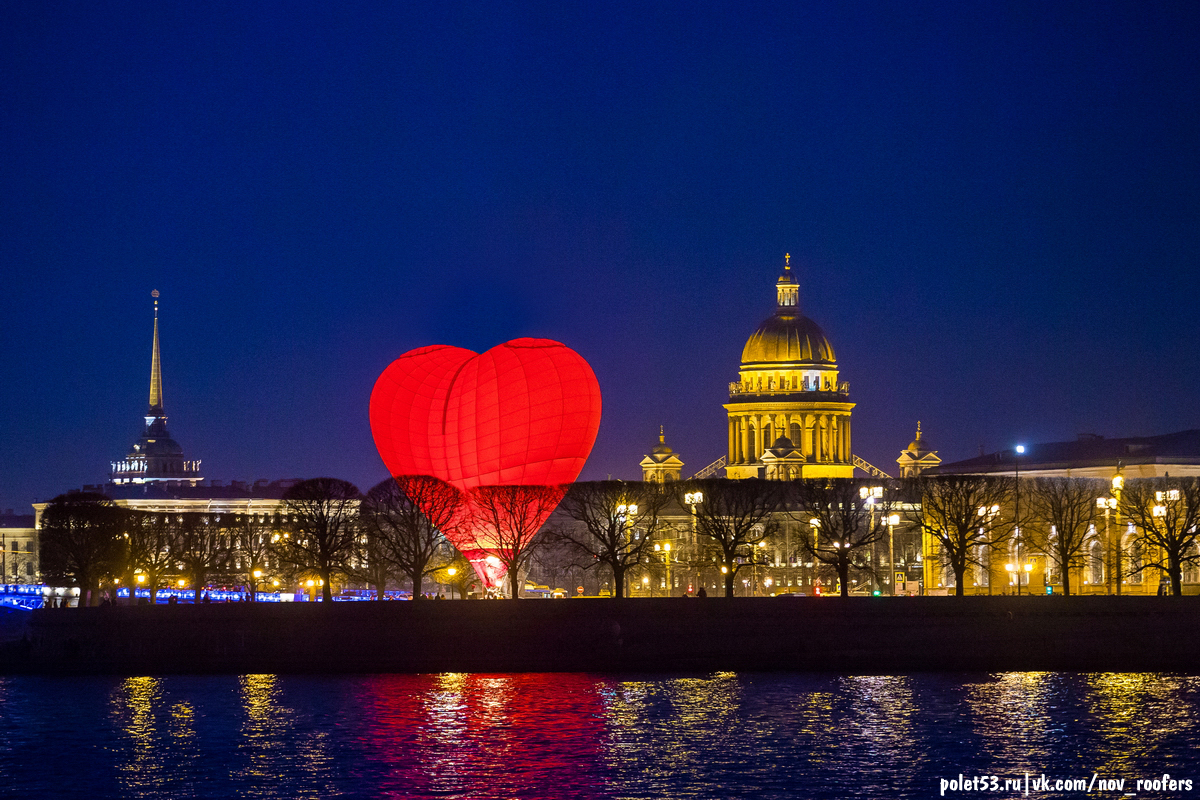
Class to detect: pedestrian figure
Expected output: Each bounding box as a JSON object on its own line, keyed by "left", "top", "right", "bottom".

{"left": 697, "top": 586, "right": 708, "bottom": 598}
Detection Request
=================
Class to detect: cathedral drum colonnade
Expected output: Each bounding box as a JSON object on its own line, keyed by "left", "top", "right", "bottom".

{"left": 724, "top": 258, "right": 855, "bottom": 480}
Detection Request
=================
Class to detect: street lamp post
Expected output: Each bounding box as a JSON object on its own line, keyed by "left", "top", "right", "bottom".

{"left": 977, "top": 504, "right": 1000, "bottom": 594}
{"left": 1014, "top": 445, "right": 1025, "bottom": 595}
{"left": 887, "top": 513, "right": 901, "bottom": 595}
{"left": 860, "top": 485, "right": 883, "bottom": 591}
{"left": 684, "top": 491, "right": 703, "bottom": 595}
{"left": 1112, "top": 473, "right": 1124, "bottom": 595}
{"left": 1014, "top": 443, "right": 1024, "bottom": 543}
{"left": 616, "top": 502, "right": 639, "bottom": 598}
{"left": 1096, "top": 494, "right": 1118, "bottom": 594}
{"left": 654, "top": 541, "right": 673, "bottom": 595}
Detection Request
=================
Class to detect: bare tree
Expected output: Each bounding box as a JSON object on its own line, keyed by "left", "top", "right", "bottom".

{"left": 1119, "top": 477, "right": 1200, "bottom": 596}
{"left": 791, "top": 479, "right": 893, "bottom": 598}
{"left": 1023, "top": 477, "right": 1103, "bottom": 596}
{"left": 226, "top": 513, "right": 277, "bottom": 601}
{"left": 124, "top": 510, "right": 179, "bottom": 604}
{"left": 905, "top": 475, "right": 1013, "bottom": 597}
{"left": 347, "top": 511, "right": 397, "bottom": 600}
{"left": 171, "top": 513, "right": 233, "bottom": 602}
{"left": 38, "top": 493, "right": 124, "bottom": 606}
{"left": 468, "top": 484, "right": 564, "bottom": 599}
{"left": 276, "top": 478, "right": 362, "bottom": 602}
{"left": 552, "top": 481, "right": 673, "bottom": 599}
{"left": 361, "top": 476, "right": 462, "bottom": 599}
{"left": 677, "top": 479, "right": 784, "bottom": 598}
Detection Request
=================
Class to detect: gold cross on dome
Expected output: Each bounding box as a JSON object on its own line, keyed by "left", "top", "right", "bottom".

{"left": 785, "top": 253, "right": 790, "bottom": 266}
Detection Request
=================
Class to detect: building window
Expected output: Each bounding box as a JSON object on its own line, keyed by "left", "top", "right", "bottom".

{"left": 1128, "top": 540, "right": 1143, "bottom": 584}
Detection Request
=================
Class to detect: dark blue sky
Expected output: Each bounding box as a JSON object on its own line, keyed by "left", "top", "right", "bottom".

{"left": 3, "top": 0, "right": 1199, "bottom": 509}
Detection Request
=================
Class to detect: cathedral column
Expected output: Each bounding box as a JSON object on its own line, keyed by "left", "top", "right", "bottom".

{"left": 740, "top": 416, "right": 751, "bottom": 464}
{"left": 728, "top": 418, "right": 736, "bottom": 465}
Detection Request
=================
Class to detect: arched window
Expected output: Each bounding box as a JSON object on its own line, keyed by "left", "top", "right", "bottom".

{"left": 975, "top": 544, "right": 990, "bottom": 587}
{"left": 1089, "top": 540, "right": 1104, "bottom": 585}
{"left": 1127, "top": 538, "right": 1144, "bottom": 585}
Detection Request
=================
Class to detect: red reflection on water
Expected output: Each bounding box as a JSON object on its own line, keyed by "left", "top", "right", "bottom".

{"left": 362, "top": 673, "right": 611, "bottom": 800}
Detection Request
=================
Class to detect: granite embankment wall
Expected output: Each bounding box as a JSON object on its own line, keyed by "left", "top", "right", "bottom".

{"left": 2, "top": 596, "right": 1199, "bottom": 675}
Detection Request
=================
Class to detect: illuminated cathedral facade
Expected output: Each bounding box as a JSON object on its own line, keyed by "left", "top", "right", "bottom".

{"left": 724, "top": 258, "right": 855, "bottom": 479}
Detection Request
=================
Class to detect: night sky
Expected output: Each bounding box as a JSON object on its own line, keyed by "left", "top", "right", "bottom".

{"left": 3, "top": 1, "right": 1199, "bottom": 511}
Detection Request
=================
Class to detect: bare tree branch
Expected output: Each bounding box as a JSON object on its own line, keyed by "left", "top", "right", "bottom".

{"left": 551, "top": 480, "right": 673, "bottom": 599}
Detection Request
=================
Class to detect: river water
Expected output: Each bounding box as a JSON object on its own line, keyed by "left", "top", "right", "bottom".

{"left": 1, "top": 672, "right": 1198, "bottom": 798}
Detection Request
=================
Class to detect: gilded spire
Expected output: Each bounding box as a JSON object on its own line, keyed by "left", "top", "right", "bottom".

{"left": 149, "top": 290, "right": 162, "bottom": 411}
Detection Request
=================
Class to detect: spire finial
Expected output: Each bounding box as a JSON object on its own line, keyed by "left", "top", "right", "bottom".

{"left": 148, "top": 291, "right": 163, "bottom": 411}
{"left": 916, "top": 421, "right": 922, "bottom": 441}
{"left": 784, "top": 253, "right": 790, "bottom": 268}
{"left": 659, "top": 424, "right": 665, "bottom": 443}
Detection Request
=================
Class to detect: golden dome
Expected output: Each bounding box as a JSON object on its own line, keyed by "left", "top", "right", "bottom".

{"left": 908, "top": 423, "right": 929, "bottom": 452}
{"left": 741, "top": 309, "right": 836, "bottom": 366}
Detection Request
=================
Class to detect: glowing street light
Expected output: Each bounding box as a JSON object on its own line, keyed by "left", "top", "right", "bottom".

{"left": 887, "top": 513, "right": 901, "bottom": 595}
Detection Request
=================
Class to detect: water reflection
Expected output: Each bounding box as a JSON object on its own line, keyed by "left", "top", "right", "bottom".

{"left": 964, "top": 672, "right": 1064, "bottom": 770}
{"left": 1085, "top": 673, "right": 1200, "bottom": 776}
{"left": 109, "top": 676, "right": 165, "bottom": 796}
{"left": 2, "top": 672, "right": 1198, "bottom": 798}
{"left": 360, "top": 673, "right": 611, "bottom": 799}
{"left": 237, "top": 675, "right": 287, "bottom": 794}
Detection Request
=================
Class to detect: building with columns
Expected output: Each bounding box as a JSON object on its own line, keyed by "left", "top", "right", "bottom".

{"left": 724, "top": 259, "right": 855, "bottom": 479}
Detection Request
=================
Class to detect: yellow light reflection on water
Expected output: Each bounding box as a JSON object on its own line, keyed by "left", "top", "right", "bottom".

{"left": 597, "top": 672, "right": 743, "bottom": 780}
{"left": 109, "top": 676, "right": 164, "bottom": 794}
{"left": 964, "top": 672, "right": 1056, "bottom": 769}
{"left": 838, "top": 676, "right": 917, "bottom": 760}
{"left": 238, "top": 674, "right": 286, "bottom": 784}
{"left": 1084, "top": 673, "right": 1200, "bottom": 776}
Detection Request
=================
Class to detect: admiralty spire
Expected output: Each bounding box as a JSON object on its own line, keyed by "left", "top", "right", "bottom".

{"left": 110, "top": 290, "right": 203, "bottom": 485}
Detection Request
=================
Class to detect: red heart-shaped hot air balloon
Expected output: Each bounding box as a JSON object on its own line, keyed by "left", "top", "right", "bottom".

{"left": 369, "top": 338, "right": 602, "bottom": 587}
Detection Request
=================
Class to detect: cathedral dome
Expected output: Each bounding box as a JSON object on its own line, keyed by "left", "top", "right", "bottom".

{"left": 740, "top": 310, "right": 837, "bottom": 366}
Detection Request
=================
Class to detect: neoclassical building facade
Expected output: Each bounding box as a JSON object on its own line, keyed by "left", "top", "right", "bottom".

{"left": 724, "top": 259, "right": 855, "bottom": 479}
